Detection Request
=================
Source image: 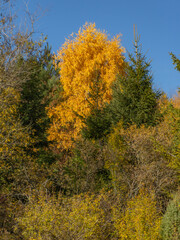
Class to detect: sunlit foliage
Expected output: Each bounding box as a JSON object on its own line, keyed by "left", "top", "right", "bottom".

{"left": 16, "top": 191, "right": 106, "bottom": 240}
{"left": 0, "top": 88, "right": 32, "bottom": 190}
{"left": 48, "top": 23, "right": 125, "bottom": 150}
{"left": 0, "top": 3, "right": 180, "bottom": 238}
{"left": 113, "top": 189, "right": 161, "bottom": 240}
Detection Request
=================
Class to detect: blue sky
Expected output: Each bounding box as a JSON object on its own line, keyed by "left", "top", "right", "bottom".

{"left": 16, "top": 0, "right": 180, "bottom": 97}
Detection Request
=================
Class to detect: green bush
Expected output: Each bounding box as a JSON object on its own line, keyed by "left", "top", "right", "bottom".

{"left": 160, "top": 192, "right": 180, "bottom": 240}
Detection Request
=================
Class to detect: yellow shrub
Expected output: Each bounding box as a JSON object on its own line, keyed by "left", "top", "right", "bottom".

{"left": 113, "top": 190, "right": 161, "bottom": 240}
{"left": 16, "top": 191, "right": 106, "bottom": 240}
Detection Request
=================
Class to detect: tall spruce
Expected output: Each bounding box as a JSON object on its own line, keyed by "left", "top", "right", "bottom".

{"left": 19, "top": 44, "right": 61, "bottom": 163}
{"left": 109, "top": 31, "right": 161, "bottom": 127}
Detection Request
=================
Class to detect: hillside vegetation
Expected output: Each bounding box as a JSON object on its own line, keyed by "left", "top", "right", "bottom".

{"left": 0, "top": 2, "right": 180, "bottom": 239}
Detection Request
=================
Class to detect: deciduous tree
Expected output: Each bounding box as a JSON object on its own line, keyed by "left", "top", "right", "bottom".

{"left": 48, "top": 23, "right": 125, "bottom": 150}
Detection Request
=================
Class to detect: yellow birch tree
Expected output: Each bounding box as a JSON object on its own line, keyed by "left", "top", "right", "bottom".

{"left": 47, "top": 23, "right": 125, "bottom": 150}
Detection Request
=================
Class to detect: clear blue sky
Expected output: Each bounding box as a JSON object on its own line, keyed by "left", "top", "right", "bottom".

{"left": 16, "top": 0, "right": 180, "bottom": 97}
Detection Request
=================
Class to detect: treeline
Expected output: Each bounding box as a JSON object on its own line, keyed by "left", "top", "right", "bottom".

{"left": 0, "top": 1, "right": 180, "bottom": 239}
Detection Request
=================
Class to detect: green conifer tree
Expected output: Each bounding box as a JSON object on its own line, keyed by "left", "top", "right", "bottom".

{"left": 170, "top": 52, "right": 180, "bottom": 92}
{"left": 81, "top": 70, "right": 112, "bottom": 140}
{"left": 160, "top": 192, "right": 180, "bottom": 240}
{"left": 170, "top": 53, "right": 180, "bottom": 73}
{"left": 109, "top": 34, "right": 161, "bottom": 127}
{"left": 19, "top": 43, "right": 61, "bottom": 164}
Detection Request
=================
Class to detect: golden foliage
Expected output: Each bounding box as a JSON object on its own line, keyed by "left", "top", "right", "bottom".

{"left": 154, "top": 94, "right": 180, "bottom": 174}
{"left": 0, "top": 88, "right": 34, "bottom": 191}
{"left": 104, "top": 121, "right": 128, "bottom": 194}
{"left": 122, "top": 122, "right": 178, "bottom": 198}
{"left": 0, "top": 88, "right": 31, "bottom": 157}
{"left": 48, "top": 23, "right": 125, "bottom": 149}
{"left": 113, "top": 189, "right": 161, "bottom": 240}
{"left": 103, "top": 118, "right": 178, "bottom": 203}
{"left": 16, "top": 191, "right": 106, "bottom": 240}
{"left": 172, "top": 91, "right": 180, "bottom": 109}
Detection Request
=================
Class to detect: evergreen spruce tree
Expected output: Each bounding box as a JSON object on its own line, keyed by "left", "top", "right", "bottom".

{"left": 170, "top": 52, "right": 180, "bottom": 73}
{"left": 160, "top": 193, "right": 180, "bottom": 240}
{"left": 81, "top": 70, "right": 112, "bottom": 140}
{"left": 170, "top": 52, "right": 180, "bottom": 92}
{"left": 109, "top": 34, "right": 161, "bottom": 127}
{"left": 19, "top": 43, "right": 61, "bottom": 163}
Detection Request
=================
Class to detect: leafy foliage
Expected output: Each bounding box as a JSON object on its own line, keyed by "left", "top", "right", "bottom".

{"left": 48, "top": 23, "right": 125, "bottom": 150}
{"left": 113, "top": 189, "right": 161, "bottom": 240}
{"left": 16, "top": 191, "right": 106, "bottom": 240}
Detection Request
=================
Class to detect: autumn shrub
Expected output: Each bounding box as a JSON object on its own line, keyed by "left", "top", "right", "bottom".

{"left": 0, "top": 194, "right": 23, "bottom": 239}
{"left": 103, "top": 121, "right": 133, "bottom": 199}
{"left": 165, "top": 105, "right": 180, "bottom": 175}
{"left": 0, "top": 88, "right": 37, "bottom": 193}
{"left": 15, "top": 192, "right": 66, "bottom": 240}
{"left": 113, "top": 189, "right": 161, "bottom": 240}
{"left": 16, "top": 191, "right": 115, "bottom": 240}
{"left": 121, "top": 122, "right": 178, "bottom": 205}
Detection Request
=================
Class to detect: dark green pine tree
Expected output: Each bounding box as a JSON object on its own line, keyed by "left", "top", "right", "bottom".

{"left": 19, "top": 43, "right": 61, "bottom": 164}
{"left": 81, "top": 106, "right": 112, "bottom": 140}
{"left": 170, "top": 52, "right": 180, "bottom": 72}
{"left": 160, "top": 192, "right": 180, "bottom": 240}
{"left": 81, "top": 70, "right": 112, "bottom": 140}
{"left": 170, "top": 52, "right": 180, "bottom": 92}
{"left": 109, "top": 34, "right": 161, "bottom": 128}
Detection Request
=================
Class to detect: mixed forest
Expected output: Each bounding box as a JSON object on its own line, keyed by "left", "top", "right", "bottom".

{"left": 0, "top": 1, "right": 180, "bottom": 239}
